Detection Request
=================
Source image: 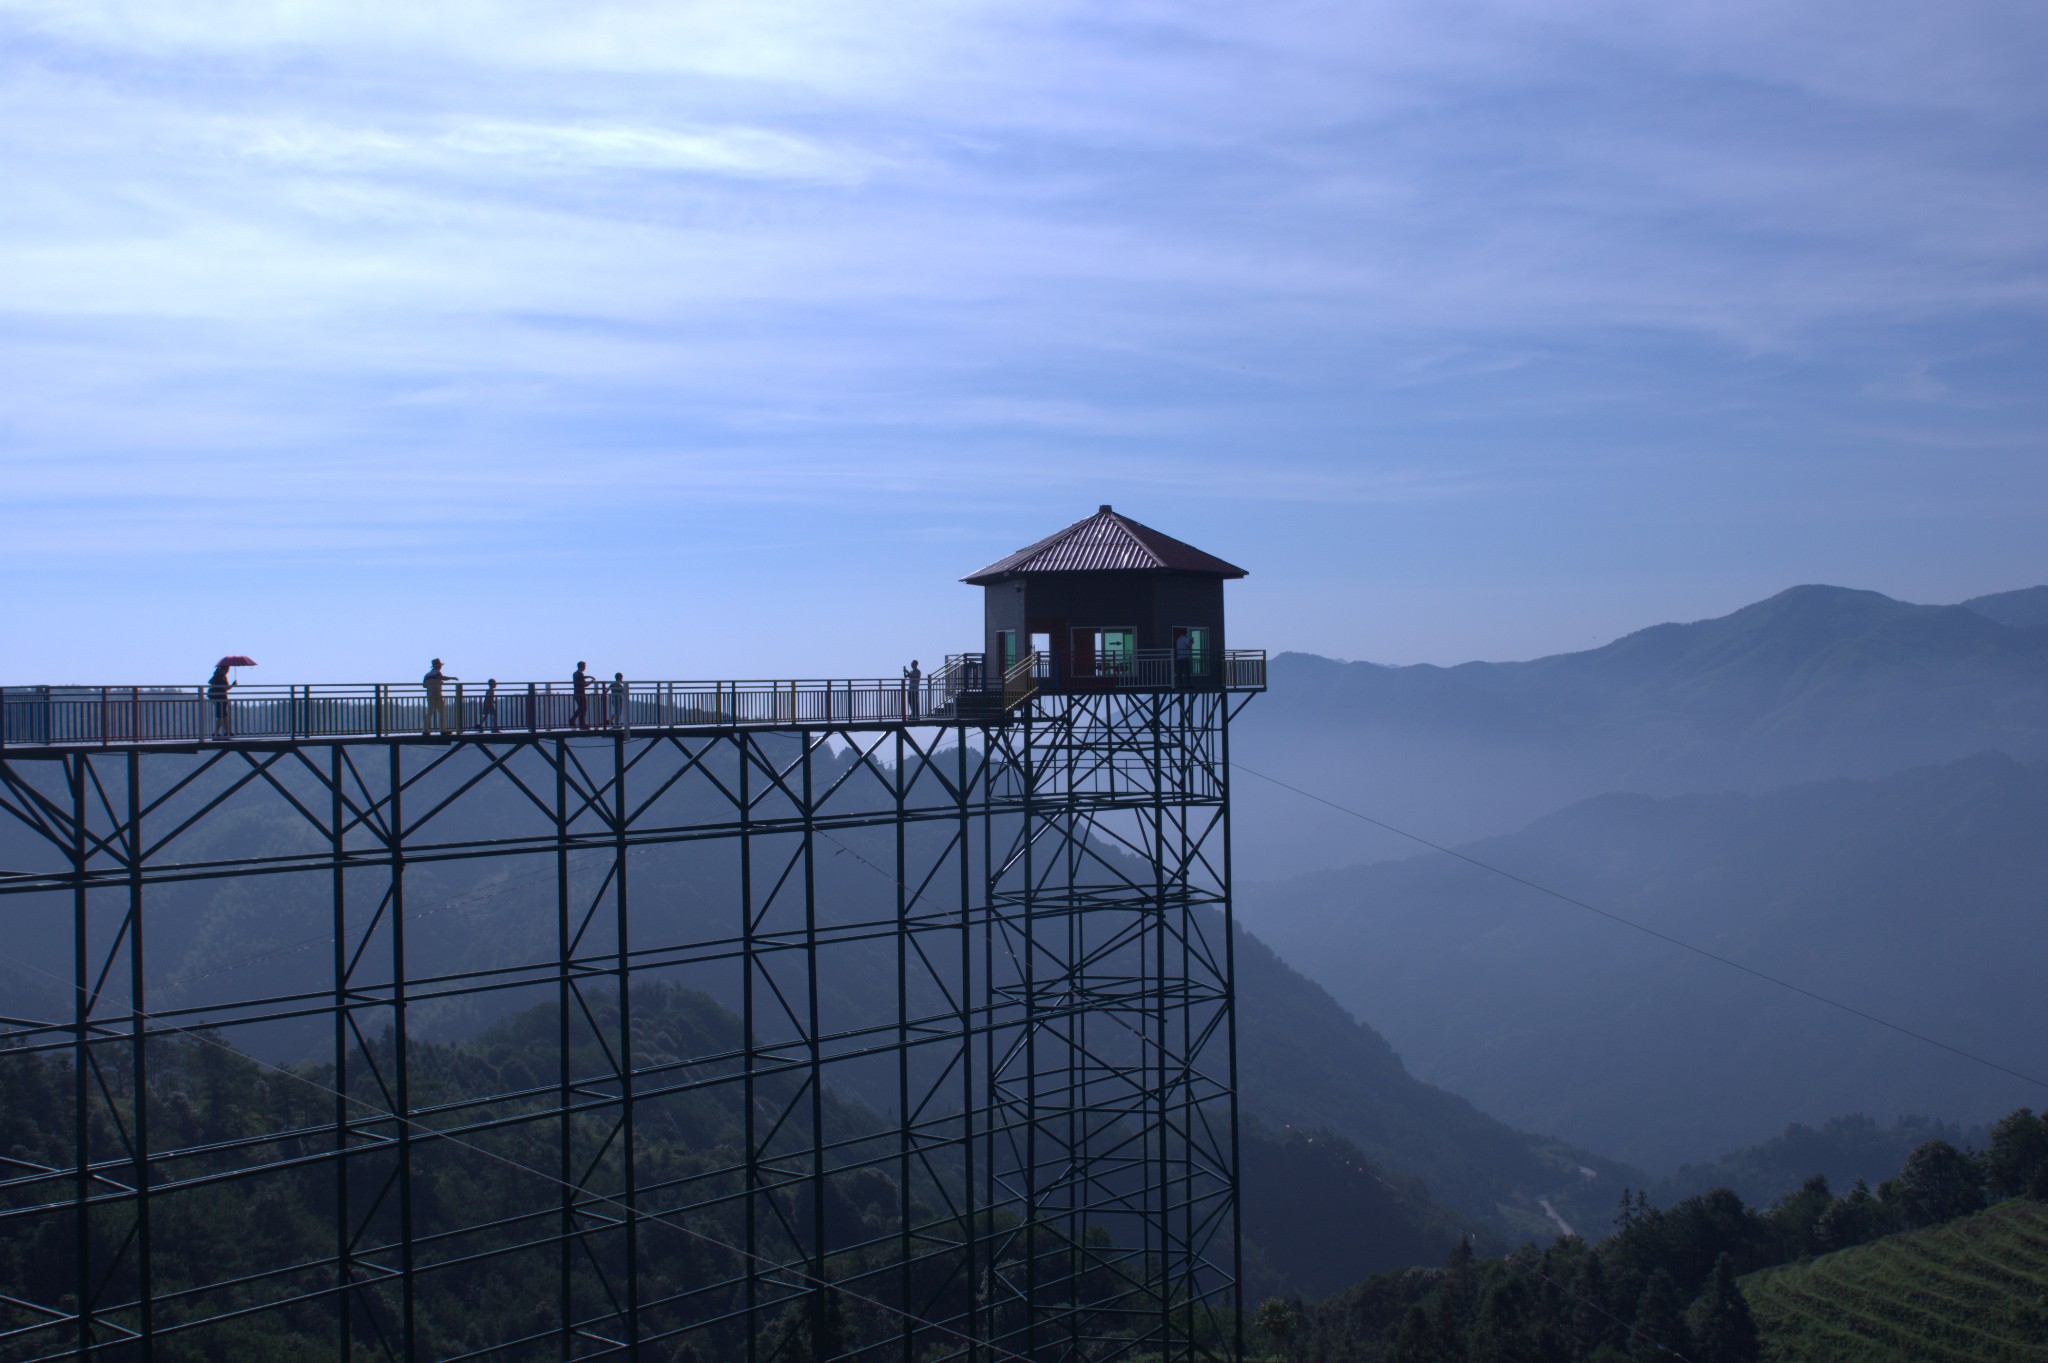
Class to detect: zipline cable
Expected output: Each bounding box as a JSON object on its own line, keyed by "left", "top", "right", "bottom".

{"left": 1229, "top": 761, "right": 2048, "bottom": 1093}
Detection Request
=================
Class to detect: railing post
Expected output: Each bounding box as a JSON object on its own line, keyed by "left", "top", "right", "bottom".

{"left": 376, "top": 684, "right": 385, "bottom": 738}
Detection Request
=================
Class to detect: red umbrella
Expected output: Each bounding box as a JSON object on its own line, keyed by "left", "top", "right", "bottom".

{"left": 216, "top": 655, "right": 258, "bottom": 667}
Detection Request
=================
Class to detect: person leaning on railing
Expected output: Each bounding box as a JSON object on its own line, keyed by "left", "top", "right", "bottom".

{"left": 423, "top": 659, "right": 455, "bottom": 736}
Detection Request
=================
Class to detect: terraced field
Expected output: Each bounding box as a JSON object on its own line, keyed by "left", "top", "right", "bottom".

{"left": 1745, "top": 1200, "right": 2048, "bottom": 1363}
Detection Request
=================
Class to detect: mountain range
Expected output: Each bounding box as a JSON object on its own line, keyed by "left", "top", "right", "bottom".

{"left": 1230, "top": 583, "right": 2048, "bottom": 880}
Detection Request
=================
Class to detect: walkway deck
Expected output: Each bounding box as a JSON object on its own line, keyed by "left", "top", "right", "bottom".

{"left": 1, "top": 651, "right": 1266, "bottom": 753}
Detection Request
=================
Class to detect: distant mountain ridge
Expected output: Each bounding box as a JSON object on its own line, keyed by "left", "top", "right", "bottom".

{"left": 1233, "top": 583, "right": 2048, "bottom": 878}
{"left": 1963, "top": 584, "right": 2048, "bottom": 629}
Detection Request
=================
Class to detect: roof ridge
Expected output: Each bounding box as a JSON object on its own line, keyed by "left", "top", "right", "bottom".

{"left": 961, "top": 506, "right": 1247, "bottom": 582}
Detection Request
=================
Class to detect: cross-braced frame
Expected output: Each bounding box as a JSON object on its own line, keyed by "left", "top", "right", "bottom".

{"left": 0, "top": 692, "right": 1250, "bottom": 1362}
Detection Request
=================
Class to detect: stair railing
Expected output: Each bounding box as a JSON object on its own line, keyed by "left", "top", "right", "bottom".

{"left": 1003, "top": 651, "right": 1040, "bottom": 710}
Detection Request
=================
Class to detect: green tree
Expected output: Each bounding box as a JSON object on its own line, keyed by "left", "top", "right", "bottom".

{"left": 1892, "top": 1139, "right": 1986, "bottom": 1228}
{"left": 1813, "top": 1179, "right": 1890, "bottom": 1250}
{"left": 1470, "top": 1277, "right": 1541, "bottom": 1363}
{"left": 1629, "top": 1269, "right": 1686, "bottom": 1363}
{"left": 1254, "top": 1296, "right": 1299, "bottom": 1360}
{"left": 1683, "top": 1253, "right": 1760, "bottom": 1363}
{"left": 1764, "top": 1173, "right": 1832, "bottom": 1259}
{"left": 1391, "top": 1303, "right": 1437, "bottom": 1363}
{"left": 1984, "top": 1108, "right": 2048, "bottom": 1202}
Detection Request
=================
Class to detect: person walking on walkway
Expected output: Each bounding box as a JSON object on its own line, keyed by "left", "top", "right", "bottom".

{"left": 206, "top": 661, "right": 235, "bottom": 739}
{"left": 572, "top": 662, "right": 590, "bottom": 729}
{"left": 903, "top": 659, "right": 922, "bottom": 719}
{"left": 611, "top": 672, "right": 628, "bottom": 732}
{"left": 479, "top": 678, "right": 500, "bottom": 733}
{"left": 423, "top": 659, "right": 455, "bottom": 735}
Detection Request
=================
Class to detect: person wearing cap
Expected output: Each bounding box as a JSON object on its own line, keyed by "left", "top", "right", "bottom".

{"left": 423, "top": 659, "right": 455, "bottom": 735}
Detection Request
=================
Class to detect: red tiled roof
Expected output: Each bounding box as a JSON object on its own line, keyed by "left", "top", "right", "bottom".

{"left": 962, "top": 506, "right": 1248, "bottom": 584}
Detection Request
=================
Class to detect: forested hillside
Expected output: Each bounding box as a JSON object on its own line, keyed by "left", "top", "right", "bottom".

{"left": 1745, "top": 1200, "right": 2048, "bottom": 1362}
{"left": 1239, "top": 751, "right": 2048, "bottom": 1169}
{"left": 1228, "top": 918, "right": 1639, "bottom": 1243}
{"left": 0, "top": 985, "right": 1486, "bottom": 1352}
{"left": 1250, "top": 1109, "right": 2048, "bottom": 1362}
{"left": 1651, "top": 1114, "right": 1984, "bottom": 1210}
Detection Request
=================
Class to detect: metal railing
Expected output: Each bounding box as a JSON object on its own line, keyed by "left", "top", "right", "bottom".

{"left": 1003, "top": 651, "right": 1041, "bottom": 710}
{"left": 1060, "top": 648, "right": 1266, "bottom": 691}
{"left": 0, "top": 651, "right": 1265, "bottom": 750}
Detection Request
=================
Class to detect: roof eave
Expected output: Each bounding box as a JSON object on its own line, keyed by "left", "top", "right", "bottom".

{"left": 960, "top": 563, "right": 1247, "bottom": 586}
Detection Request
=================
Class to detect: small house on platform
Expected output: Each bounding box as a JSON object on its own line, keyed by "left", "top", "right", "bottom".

{"left": 962, "top": 505, "right": 1247, "bottom": 689}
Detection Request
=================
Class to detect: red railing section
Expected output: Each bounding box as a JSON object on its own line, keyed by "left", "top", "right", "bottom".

{"left": 1, "top": 651, "right": 1265, "bottom": 749}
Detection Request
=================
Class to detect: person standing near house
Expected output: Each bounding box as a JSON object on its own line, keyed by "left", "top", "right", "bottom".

{"left": 903, "top": 659, "right": 922, "bottom": 719}
{"left": 610, "top": 672, "right": 628, "bottom": 732}
{"left": 423, "top": 659, "right": 455, "bottom": 735}
{"left": 479, "top": 678, "right": 499, "bottom": 733}
{"left": 1174, "top": 630, "right": 1192, "bottom": 686}
{"left": 572, "top": 661, "right": 590, "bottom": 729}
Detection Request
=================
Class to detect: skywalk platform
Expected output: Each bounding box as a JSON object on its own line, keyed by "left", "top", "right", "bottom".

{"left": 0, "top": 649, "right": 1266, "bottom": 755}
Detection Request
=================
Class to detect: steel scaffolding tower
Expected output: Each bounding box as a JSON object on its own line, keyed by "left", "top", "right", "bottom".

{"left": 0, "top": 679, "right": 1258, "bottom": 1361}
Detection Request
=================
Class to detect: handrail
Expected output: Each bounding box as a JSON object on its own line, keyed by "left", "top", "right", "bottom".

{"left": 0, "top": 651, "right": 1264, "bottom": 751}
{"left": 1003, "top": 651, "right": 1040, "bottom": 710}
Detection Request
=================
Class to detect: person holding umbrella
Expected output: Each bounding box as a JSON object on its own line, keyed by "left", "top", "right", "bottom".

{"left": 208, "top": 655, "right": 255, "bottom": 739}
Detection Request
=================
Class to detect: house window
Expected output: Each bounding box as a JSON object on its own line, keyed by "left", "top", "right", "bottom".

{"left": 1075, "top": 627, "right": 1135, "bottom": 676}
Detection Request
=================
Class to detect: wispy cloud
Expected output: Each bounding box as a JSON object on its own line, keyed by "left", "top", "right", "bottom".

{"left": 1, "top": 0, "right": 2044, "bottom": 667}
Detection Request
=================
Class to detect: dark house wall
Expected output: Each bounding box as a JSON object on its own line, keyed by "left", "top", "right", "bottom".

{"left": 982, "top": 581, "right": 1029, "bottom": 666}
{"left": 979, "top": 572, "right": 1227, "bottom": 667}
{"left": 1154, "top": 575, "right": 1228, "bottom": 656}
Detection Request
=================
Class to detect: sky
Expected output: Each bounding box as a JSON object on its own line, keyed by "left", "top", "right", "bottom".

{"left": 3, "top": 0, "right": 2046, "bottom": 684}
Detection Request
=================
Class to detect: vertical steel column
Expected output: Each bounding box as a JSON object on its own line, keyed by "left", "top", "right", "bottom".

{"left": 556, "top": 736, "right": 574, "bottom": 1358}
{"left": 1020, "top": 708, "right": 1039, "bottom": 1359}
{"left": 957, "top": 719, "right": 980, "bottom": 1355}
{"left": 388, "top": 742, "right": 416, "bottom": 1356}
{"left": 70, "top": 755, "right": 91, "bottom": 1359}
{"left": 1151, "top": 694, "right": 1173, "bottom": 1356}
{"left": 613, "top": 731, "right": 641, "bottom": 1354}
{"left": 331, "top": 744, "right": 353, "bottom": 1362}
{"left": 894, "top": 726, "right": 913, "bottom": 1363}
{"left": 740, "top": 732, "right": 759, "bottom": 1363}
{"left": 802, "top": 732, "right": 828, "bottom": 1359}
{"left": 127, "top": 749, "right": 153, "bottom": 1359}
{"left": 1063, "top": 702, "right": 1084, "bottom": 1363}
{"left": 1221, "top": 696, "right": 1245, "bottom": 1363}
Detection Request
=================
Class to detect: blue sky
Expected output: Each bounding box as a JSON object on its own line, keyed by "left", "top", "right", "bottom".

{"left": 4, "top": 0, "right": 2045, "bottom": 684}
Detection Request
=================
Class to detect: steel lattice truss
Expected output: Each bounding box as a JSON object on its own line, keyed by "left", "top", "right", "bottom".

{"left": 0, "top": 691, "right": 1252, "bottom": 1362}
